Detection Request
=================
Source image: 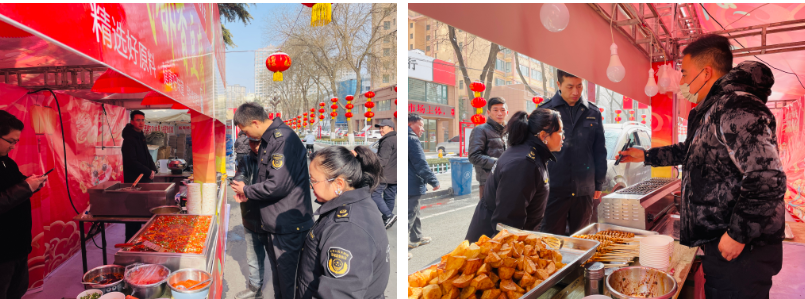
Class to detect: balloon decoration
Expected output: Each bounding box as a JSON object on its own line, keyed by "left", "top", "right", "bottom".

{"left": 364, "top": 91, "right": 375, "bottom": 122}
{"left": 615, "top": 109, "right": 622, "bottom": 123}
{"left": 265, "top": 51, "right": 291, "bottom": 81}
{"left": 532, "top": 96, "right": 544, "bottom": 106}
{"left": 330, "top": 97, "right": 338, "bottom": 120}
{"left": 302, "top": 3, "right": 332, "bottom": 27}
{"left": 540, "top": 3, "right": 569, "bottom": 33}
{"left": 469, "top": 81, "right": 487, "bottom": 125}
{"left": 345, "top": 95, "right": 354, "bottom": 121}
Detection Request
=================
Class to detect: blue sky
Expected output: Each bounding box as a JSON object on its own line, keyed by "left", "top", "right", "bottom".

{"left": 223, "top": 3, "right": 294, "bottom": 94}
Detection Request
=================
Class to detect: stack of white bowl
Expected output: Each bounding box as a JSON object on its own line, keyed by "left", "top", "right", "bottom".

{"left": 639, "top": 235, "right": 675, "bottom": 271}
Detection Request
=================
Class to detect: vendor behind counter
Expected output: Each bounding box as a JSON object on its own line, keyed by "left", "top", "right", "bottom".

{"left": 121, "top": 110, "right": 157, "bottom": 241}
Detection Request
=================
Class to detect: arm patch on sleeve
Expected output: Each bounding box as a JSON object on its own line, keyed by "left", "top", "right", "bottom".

{"left": 327, "top": 247, "right": 353, "bottom": 278}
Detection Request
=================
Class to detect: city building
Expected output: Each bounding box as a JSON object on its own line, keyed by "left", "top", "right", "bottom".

{"left": 352, "top": 84, "right": 397, "bottom": 132}
{"left": 370, "top": 3, "right": 397, "bottom": 91}
{"left": 254, "top": 45, "right": 279, "bottom": 99}
{"left": 226, "top": 84, "right": 247, "bottom": 107}
{"left": 407, "top": 49, "right": 458, "bottom": 152}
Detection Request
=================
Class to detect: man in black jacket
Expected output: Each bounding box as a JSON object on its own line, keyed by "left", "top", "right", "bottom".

{"left": 539, "top": 70, "right": 607, "bottom": 236}
{"left": 372, "top": 119, "right": 397, "bottom": 229}
{"left": 618, "top": 35, "right": 785, "bottom": 298}
{"left": 121, "top": 110, "right": 158, "bottom": 241}
{"left": 468, "top": 97, "right": 508, "bottom": 199}
{"left": 0, "top": 111, "right": 48, "bottom": 299}
{"left": 235, "top": 131, "right": 250, "bottom": 168}
{"left": 234, "top": 136, "right": 268, "bottom": 299}
{"left": 230, "top": 103, "right": 314, "bottom": 299}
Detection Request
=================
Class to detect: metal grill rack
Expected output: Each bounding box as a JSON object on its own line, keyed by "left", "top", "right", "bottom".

{"left": 616, "top": 177, "right": 678, "bottom": 195}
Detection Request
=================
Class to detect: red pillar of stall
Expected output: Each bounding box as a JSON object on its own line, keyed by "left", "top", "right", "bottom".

{"left": 214, "top": 120, "right": 226, "bottom": 174}
{"left": 190, "top": 110, "right": 216, "bottom": 183}
{"left": 650, "top": 61, "right": 676, "bottom": 178}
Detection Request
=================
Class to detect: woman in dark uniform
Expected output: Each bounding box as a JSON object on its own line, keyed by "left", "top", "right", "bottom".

{"left": 465, "top": 108, "right": 565, "bottom": 243}
{"left": 296, "top": 146, "right": 390, "bottom": 299}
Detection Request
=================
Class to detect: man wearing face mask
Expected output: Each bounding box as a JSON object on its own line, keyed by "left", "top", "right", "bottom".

{"left": 618, "top": 34, "right": 785, "bottom": 298}
{"left": 539, "top": 70, "right": 606, "bottom": 236}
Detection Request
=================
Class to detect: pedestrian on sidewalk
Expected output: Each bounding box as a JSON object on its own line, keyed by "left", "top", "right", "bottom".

{"left": 296, "top": 146, "right": 389, "bottom": 299}
{"left": 232, "top": 136, "right": 268, "bottom": 299}
{"left": 231, "top": 103, "right": 314, "bottom": 299}
{"left": 305, "top": 132, "right": 316, "bottom": 158}
{"left": 407, "top": 114, "right": 439, "bottom": 258}
{"left": 372, "top": 119, "right": 397, "bottom": 229}
{"left": 465, "top": 109, "right": 563, "bottom": 243}
{"left": 468, "top": 97, "right": 508, "bottom": 200}
{"left": 0, "top": 111, "right": 48, "bottom": 299}
{"left": 539, "top": 69, "right": 607, "bottom": 236}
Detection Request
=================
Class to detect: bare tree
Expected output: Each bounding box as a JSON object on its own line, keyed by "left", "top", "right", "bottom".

{"left": 449, "top": 25, "right": 498, "bottom": 103}
{"left": 514, "top": 52, "right": 539, "bottom": 97}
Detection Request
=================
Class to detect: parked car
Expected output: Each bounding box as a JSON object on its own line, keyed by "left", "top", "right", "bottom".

{"left": 436, "top": 135, "right": 461, "bottom": 156}
{"left": 602, "top": 122, "right": 653, "bottom": 195}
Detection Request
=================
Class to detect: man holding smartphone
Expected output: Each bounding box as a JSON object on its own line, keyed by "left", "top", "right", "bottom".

{"left": 0, "top": 110, "right": 48, "bottom": 299}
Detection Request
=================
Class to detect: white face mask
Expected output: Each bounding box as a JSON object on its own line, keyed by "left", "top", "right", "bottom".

{"left": 677, "top": 68, "right": 707, "bottom": 104}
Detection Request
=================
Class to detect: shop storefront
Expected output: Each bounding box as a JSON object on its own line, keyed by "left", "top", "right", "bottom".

{"left": 408, "top": 49, "right": 458, "bottom": 151}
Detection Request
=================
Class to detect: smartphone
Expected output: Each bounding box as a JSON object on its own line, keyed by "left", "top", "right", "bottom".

{"left": 43, "top": 168, "right": 54, "bottom": 176}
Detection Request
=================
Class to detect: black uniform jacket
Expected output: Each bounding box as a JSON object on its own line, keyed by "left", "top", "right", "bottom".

{"left": 467, "top": 118, "right": 506, "bottom": 184}
{"left": 540, "top": 93, "right": 607, "bottom": 197}
{"left": 465, "top": 136, "right": 555, "bottom": 243}
{"left": 243, "top": 118, "right": 315, "bottom": 234}
{"left": 0, "top": 156, "right": 33, "bottom": 262}
{"left": 376, "top": 131, "right": 397, "bottom": 184}
{"left": 121, "top": 123, "right": 157, "bottom": 183}
{"left": 296, "top": 187, "right": 390, "bottom": 299}
{"left": 235, "top": 149, "right": 264, "bottom": 233}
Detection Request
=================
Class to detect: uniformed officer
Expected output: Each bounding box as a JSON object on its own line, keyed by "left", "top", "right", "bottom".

{"left": 231, "top": 103, "right": 314, "bottom": 299}
{"left": 297, "top": 146, "right": 390, "bottom": 299}
{"left": 539, "top": 70, "right": 607, "bottom": 236}
{"left": 466, "top": 108, "right": 564, "bottom": 243}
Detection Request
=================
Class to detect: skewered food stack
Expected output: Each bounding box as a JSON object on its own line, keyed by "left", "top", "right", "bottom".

{"left": 408, "top": 229, "right": 566, "bottom": 299}
{"left": 572, "top": 230, "right": 639, "bottom": 266}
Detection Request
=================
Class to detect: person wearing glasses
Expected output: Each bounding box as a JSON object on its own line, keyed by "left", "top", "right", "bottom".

{"left": 0, "top": 111, "right": 48, "bottom": 299}
{"left": 231, "top": 103, "right": 314, "bottom": 299}
{"left": 296, "top": 145, "right": 389, "bottom": 299}
{"left": 466, "top": 108, "right": 563, "bottom": 243}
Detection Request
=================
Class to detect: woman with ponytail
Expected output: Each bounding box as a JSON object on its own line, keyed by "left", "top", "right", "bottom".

{"left": 465, "top": 108, "right": 565, "bottom": 243}
{"left": 296, "top": 145, "right": 390, "bottom": 299}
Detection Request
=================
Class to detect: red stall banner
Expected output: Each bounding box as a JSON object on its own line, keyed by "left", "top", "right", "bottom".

{"left": 779, "top": 97, "right": 805, "bottom": 222}
{"left": 0, "top": 3, "right": 224, "bottom": 117}
{"left": 0, "top": 83, "right": 128, "bottom": 290}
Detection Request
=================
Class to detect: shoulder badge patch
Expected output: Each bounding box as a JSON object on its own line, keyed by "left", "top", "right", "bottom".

{"left": 334, "top": 206, "right": 351, "bottom": 222}
{"left": 327, "top": 247, "right": 353, "bottom": 278}
{"left": 527, "top": 148, "right": 537, "bottom": 160}
{"left": 271, "top": 154, "right": 284, "bottom": 169}
{"left": 274, "top": 129, "right": 282, "bottom": 138}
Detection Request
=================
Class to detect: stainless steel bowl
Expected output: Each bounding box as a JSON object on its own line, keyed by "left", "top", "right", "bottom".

{"left": 606, "top": 266, "right": 678, "bottom": 299}
{"left": 82, "top": 265, "right": 126, "bottom": 293}
{"left": 167, "top": 268, "right": 212, "bottom": 299}
{"left": 149, "top": 205, "right": 181, "bottom": 215}
{"left": 124, "top": 264, "right": 170, "bottom": 299}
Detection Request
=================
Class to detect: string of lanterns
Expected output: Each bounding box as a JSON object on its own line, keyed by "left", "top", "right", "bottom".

{"left": 309, "top": 108, "right": 315, "bottom": 124}
{"left": 469, "top": 81, "right": 487, "bottom": 125}
{"left": 330, "top": 97, "right": 338, "bottom": 120}
{"left": 345, "top": 95, "right": 354, "bottom": 121}
{"left": 394, "top": 86, "right": 397, "bottom": 118}
{"left": 364, "top": 91, "right": 375, "bottom": 122}
{"left": 318, "top": 102, "right": 326, "bottom": 121}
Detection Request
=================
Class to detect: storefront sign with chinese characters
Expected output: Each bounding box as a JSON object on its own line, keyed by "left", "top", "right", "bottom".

{"left": 408, "top": 101, "right": 454, "bottom": 119}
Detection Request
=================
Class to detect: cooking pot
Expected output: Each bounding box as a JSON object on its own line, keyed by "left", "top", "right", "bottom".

{"left": 168, "top": 159, "right": 186, "bottom": 175}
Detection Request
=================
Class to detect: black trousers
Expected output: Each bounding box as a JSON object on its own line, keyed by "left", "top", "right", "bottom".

{"left": 540, "top": 194, "right": 594, "bottom": 236}
{"left": 0, "top": 256, "right": 27, "bottom": 299}
{"left": 701, "top": 239, "right": 783, "bottom": 299}
{"left": 258, "top": 231, "right": 307, "bottom": 299}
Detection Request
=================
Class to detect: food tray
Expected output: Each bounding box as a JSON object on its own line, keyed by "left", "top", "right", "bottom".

{"left": 572, "top": 223, "right": 659, "bottom": 237}
{"left": 495, "top": 224, "right": 600, "bottom": 298}
{"left": 115, "top": 214, "right": 217, "bottom": 271}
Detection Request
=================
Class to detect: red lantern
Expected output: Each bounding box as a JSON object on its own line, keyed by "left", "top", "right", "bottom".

{"left": 330, "top": 97, "right": 338, "bottom": 103}
{"left": 319, "top": 102, "right": 326, "bottom": 107}
{"left": 469, "top": 81, "right": 486, "bottom": 94}
{"left": 310, "top": 108, "right": 315, "bottom": 113}
{"left": 532, "top": 97, "right": 544, "bottom": 105}
{"left": 269, "top": 112, "right": 274, "bottom": 119}
{"left": 365, "top": 101, "right": 375, "bottom": 108}
{"left": 394, "top": 111, "right": 397, "bottom": 118}
{"left": 309, "top": 119, "right": 315, "bottom": 124}
{"left": 345, "top": 112, "right": 353, "bottom": 118}
{"left": 364, "top": 91, "right": 375, "bottom": 98}
{"left": 364, "top": 111, "right": 374, "bottom": 118}
{"left": 599, "top": 108, "right": 605, "bottom": 113}
{"left": 265, "top": 52, "right": 291, "bottom": 81}
{"left": 471, "top": 114, "right": 486, "bottom": 125}
{"left": 394, "top": 99, "right": 397, "bottom": 105}
{"left": 345, "top": 95, "right": 354, "bottom": 101}
{"left": 615, "top": 109, "right": 622, "bottom": 114}
{"left": 330, "top": 112, "right": 337, "bottom": 117}
{"left": 346, "top": 95, "right": 354, "bottom": 121}
{"left": 394, "top": 86, "right": 397, "bottom": 92}
{"left": 303, "top": 112, "right": 308, "bottom": 116}
{"left": 331, "top": 104, "right": 338, "bottom": 110}
{"left": 471, "top": 97, "right": 487, "bottom": 109}
{"left": 319, "top": 115, "right": 325, "bottom": 120}
{"left": 346, "top": 103, "right": 354, "bottom": 109}
{"left": 318, "top": 108, "right": 325, "bottom": 113}
{"left": 364, "top": 91, "right": 375, "bottom": 121}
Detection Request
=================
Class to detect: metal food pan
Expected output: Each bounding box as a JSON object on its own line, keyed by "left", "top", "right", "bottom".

{"left": 572, "top": 223, "right": 659, "bottom": 238}
{"left": 495, "top": 224, "right": 600, "bottom": 299}
{"left": 114, "top": 214, "right": 217, "bottom": 271}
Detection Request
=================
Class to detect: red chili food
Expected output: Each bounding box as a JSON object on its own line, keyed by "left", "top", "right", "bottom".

{"left": 130, "top": 215, "right": 212, "bottom": 254}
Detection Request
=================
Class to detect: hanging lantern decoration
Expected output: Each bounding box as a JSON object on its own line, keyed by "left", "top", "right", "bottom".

{"left": 364, "top": 91, "right": 375, "bottom": 122}
{"left": 469, "top": 81, "right": 487, "bottom": 125}
{"left": 599, "top": 107, "right": 605, "bottom": 121}
{"left": 269, "top": 112, "right": 275, "bottom": 119}
{"left": 309, "top": 108, "right": 316, "bottom": 124}
{"left": 302, "top": 3, "right": 332, "bottom": 27}
{"left": 309, "top": 118, "right": 315, "bottom": 124}
{"left": 265, "top": 51, "right": 292, "bottom": 81}
{"left": 629, "top": 110, "right": 635, "bottom": 121}
{"left": 615, "top": 109, "right": 622, "bottom": 123}
{"left": 345, "top": 95, "right": 354, "bottom": 121}
{"left": 329, "top": 97, "right": 339, "bottom": 120}
{"left": 393, "top": 98, "right": 397, "bottom": 118}
{"left": 276, "top": 112, "right": 281, "bottom": 119}
{"left": 319, "top": 114, "right": 325, "bottom": 120}
{"left": 532, "top": 96, "right": 544, "bottom": 106}
{"left": 641, "top": 114, "right": 647, "bottom": 125}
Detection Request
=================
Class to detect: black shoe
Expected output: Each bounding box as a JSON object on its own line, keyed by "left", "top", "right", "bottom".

{"left": 235, "top": 283, "right": 263, "bottom": 299}
{"left": 383, "top": 214, "right": 397, "bottom": 229}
